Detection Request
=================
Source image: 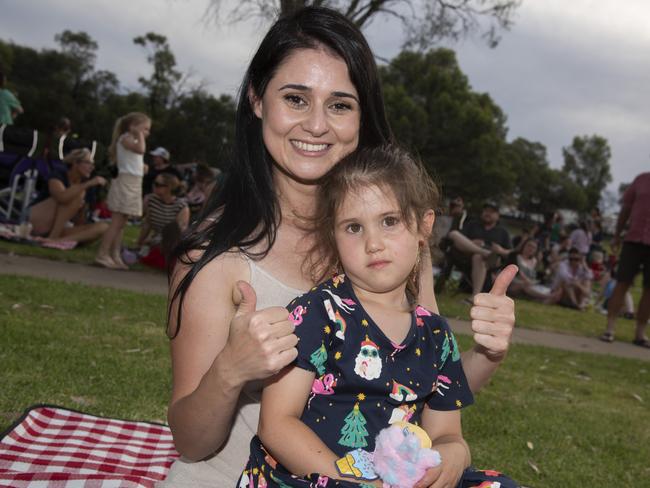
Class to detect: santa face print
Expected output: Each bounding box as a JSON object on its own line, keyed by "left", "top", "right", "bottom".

{"left": 354, "top": 339, "right": 382, "bottom": 380}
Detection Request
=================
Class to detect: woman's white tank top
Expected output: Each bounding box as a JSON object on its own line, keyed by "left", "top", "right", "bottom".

{"left": 158, "top": 257, "right": 305, "bottom": 487}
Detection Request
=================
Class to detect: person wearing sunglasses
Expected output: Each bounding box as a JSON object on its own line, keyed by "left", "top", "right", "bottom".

{"left": 29, "top": 148, "right": 109, "bottom": 244}
{"left": 550, "top": 247, "right": 593, "bottom": 311}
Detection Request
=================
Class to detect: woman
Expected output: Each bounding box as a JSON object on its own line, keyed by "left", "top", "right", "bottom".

{"left": 507, "top": 238, "right": 557, "bottom": 302}
{"left": 29, "top": 148, "right": 108, "bottom": 244}
{"left": 162, "top": 7, "right": 517, "bottom": 487}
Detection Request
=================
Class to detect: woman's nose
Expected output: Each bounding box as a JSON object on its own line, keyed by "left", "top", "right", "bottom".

{"left": 302, "top": 107, "right": 329, "bottom": 136}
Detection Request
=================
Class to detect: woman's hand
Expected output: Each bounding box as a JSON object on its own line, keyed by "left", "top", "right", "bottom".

{"left": 470, "top": 264, "right": 517, "bottom": 361}
{"left": 218, "top": 281, "right": 298, "bottom": 388}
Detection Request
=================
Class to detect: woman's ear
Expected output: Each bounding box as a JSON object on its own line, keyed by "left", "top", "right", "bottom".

{"left": 420, "top": 209, "right": 435, "bottom": 240}
{"left": 248, "top": 85, "right": 263, "bottom": 119}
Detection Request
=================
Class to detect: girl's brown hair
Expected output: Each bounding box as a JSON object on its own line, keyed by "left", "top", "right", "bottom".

{"left": 156, "top": 172, "right": 182, "bottom": 193}
{"left": 306, "top": 145, "right": 439, "bottom": 302}
{"left": 108, "top": 112, "right": 150, "bottom": 163}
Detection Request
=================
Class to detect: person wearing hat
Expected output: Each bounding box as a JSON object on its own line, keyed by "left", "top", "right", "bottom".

{"left": 447, "top": 201, "right": 512, "bottom": 296}
{"left": 142, "top": 146, "right": 183, "bottom": 195}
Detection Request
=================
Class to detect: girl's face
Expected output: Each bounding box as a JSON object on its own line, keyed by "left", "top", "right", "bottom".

{"left": 252, "top": 48, "right": 361, "bottom": 183}
{"left": 131, "top": 119, "right": 151, "bottom": 138}
{"left": 334, "top": 184, "right": 434, "bottom": 297}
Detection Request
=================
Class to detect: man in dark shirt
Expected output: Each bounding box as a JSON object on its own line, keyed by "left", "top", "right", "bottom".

{"left": 449, "top": 202, "right": 512, "bottom": 296}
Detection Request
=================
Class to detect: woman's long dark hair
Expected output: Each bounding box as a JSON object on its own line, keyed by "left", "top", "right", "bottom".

{"left": 168, "top": 6, "right": 393, "bottom": 338}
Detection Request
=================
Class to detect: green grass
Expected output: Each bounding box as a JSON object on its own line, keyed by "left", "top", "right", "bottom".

{"left": 437, "top": 279, "right": 644, "bottom": 344}
{"left": 1, "top": 274, "right": 648, "bottom": 486}
{"left": 0, "top": 274, "right": 170, "bottom": 428}
{"left": 0, "top": 224, "right": 143, "bottom": 266}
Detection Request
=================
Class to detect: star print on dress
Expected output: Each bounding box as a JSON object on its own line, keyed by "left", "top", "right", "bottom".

{"left": 354, "top": 337, "right": 382, "bottom": 380}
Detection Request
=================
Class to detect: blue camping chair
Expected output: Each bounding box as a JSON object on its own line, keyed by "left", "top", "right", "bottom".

{"left": 0, "top": 125, "right": 41, "bottom": 224}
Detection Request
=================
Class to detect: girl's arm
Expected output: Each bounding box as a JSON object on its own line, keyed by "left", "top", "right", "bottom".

{"left": 414, "top": 407, "right": 470, "bottom": 488}
{"left": 259, "top": 366, "right": 342, "bottom": 478}
{"left": 166, "top": 253, "right": 297, "bottom": 460}
{"left": 120, "top": 132, "right": 146, "bottom": 154}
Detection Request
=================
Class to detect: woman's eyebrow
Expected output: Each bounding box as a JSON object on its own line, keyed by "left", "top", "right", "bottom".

{"left": 278, "top": 84, "right": 359, "bottom": 103}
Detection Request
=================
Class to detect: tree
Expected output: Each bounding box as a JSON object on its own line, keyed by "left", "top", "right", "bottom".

{"left": 309, "top": 343, "right": 328, "bottom": 376}
{"left": 338, "top": 403, "right": 369, "bottom": 448}
{"left": 204, "top": 0, "right": 521, "bottom": 51}
{"left": 380, "top": 48, "right": 514, "bottom": 207}
{"left": 133, "top": 32, "right": 182, "bottom": 117}
{"left": 562, "top": 135, "right": 612, "bottom": 212}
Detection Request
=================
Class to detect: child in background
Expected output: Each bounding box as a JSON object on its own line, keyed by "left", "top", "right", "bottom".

{"left": 95, "top": 112, "right": 151, "bottom": 269}
{"left": 241, "top": 146, "right": 516, "bottom": 487}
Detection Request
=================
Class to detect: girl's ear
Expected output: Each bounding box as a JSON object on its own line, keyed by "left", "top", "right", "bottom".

{"left": 248, "top": 85, "right": 263, "bottom": 119}
{"left": 420, "top": 209, "right": 435, "bottom": 240}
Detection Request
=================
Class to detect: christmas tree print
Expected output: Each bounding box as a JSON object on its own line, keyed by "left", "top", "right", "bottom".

{"left": 310, "top": 343, "right": 327, "bottom": 375}
{"left": 450, "top": 332, "right": 461, "bottom": 361}
{"left": 338, "top": 402, "right": 369, "bottom": 448}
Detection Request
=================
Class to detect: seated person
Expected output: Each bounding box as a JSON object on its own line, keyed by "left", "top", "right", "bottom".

{"left": 507, "top": 238, "right": 556, "bottom": 302}
{"left": 136, "top": 172, "right": 189, "bottom": 268}
{"left": 28, "top": 148, "right": 109, "bottom": 244}
{"left": 446, "top": 201, "right": 512, "bottom": 296}
{"left": 142, "top": 146, "right": 182, "bottom": 195}
{"left": 185, "top": 163, "right": 220, "bottom": 217}
{"left": 551, "top": 247, "right": 593, "bottom": 311}
{"left": 568, "top": 221, "right": 592, "bottom": 256}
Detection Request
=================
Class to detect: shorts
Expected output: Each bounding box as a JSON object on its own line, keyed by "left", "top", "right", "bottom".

{"left": 106, "top": 173, "right": 143, "bottom": 217}
{"left": 617, "top": 241, "right": 650, "bottom": 288}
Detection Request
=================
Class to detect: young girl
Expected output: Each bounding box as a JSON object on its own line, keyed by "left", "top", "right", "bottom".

{"left": 95, "top": 112, "right": 151, "bottom": 269}
{"left": 241, "top": 146, "right": 516, "bottom": 488}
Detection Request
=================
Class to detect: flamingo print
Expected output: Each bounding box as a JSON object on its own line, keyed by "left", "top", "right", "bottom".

{"left": 289, "top": 305, "right": 307, "bottom": 326}
{"left": 308, "top": 373, "right": 337, "bottom": 408}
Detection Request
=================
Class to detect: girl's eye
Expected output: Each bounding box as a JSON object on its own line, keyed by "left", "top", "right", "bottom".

{"left": 383, "top": 216, "right": 400, "bottom": 227}
{"left": 284, "top": 94, "right": 307, "bottom": 107}
{"left": 346, "top": 223, "right": 362, "bottom": 234}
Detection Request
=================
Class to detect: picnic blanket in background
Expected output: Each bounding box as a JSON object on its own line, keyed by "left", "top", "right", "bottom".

{"left": 0, "top": 405, "right": 179, "bottom": 487}
{"left": 0, "top": 224, "right": 78, "bottom": 250}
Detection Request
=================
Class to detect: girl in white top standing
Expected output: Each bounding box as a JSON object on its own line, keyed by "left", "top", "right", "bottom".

{"left": 95, "top": 112, "right": 151, "bottom": 269}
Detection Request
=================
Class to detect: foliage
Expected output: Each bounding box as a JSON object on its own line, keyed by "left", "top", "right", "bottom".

{"left": 380, "top": 48, "right": 515, "bottom": 207}
{"left": 0, "top": 32, "right": 233, "bottom": 167}
{"left": 562, "top": 135, "right": 612, "bottom": 212}
{"left": 204, "top": 0, "right": 521, "bottom": 51}
{"left": 1, "top": 275, "right": 648, "bottom": 487}
{"left": 133, "top": 32, "right": 182, "bottom": 117}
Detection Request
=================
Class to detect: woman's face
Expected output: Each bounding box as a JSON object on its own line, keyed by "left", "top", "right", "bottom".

{"left": 74, "top": 156, "right": 94, "bottom": 178}
{"left": 523, "top": 240, "right": 538, "bottom": 257}
{"left": 252, "top": 48, "right": 361, "bottom": 183}
{"left": 153, "top": 177, "right": 170, "bottom": 195}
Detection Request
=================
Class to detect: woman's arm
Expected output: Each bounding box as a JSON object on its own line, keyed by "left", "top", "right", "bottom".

{"left": 259, "top": 366, "right": 342, "bottom": 478}
{"left": 136, "top": 200, "right": 151, "bottom": 247}
{"left": 49, "top": 177, "right": 105, "bottom": 205}
{"left": 462, "top": 264, "right": 517, "bottom": 393}
{"left": 166, "top": 253, "right": 297, "bottom": 460}
{"left": 414, "top": 407, "right": 470, "bottom": 488}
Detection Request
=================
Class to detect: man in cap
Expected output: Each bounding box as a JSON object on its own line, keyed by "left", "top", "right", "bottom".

{"left": 143, "top": 146, "right": 182, "bottom": 195}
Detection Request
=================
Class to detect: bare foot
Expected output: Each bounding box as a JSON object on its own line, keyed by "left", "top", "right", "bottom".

{"left": 95, "top": 255, "right": 121, "bottom": 270}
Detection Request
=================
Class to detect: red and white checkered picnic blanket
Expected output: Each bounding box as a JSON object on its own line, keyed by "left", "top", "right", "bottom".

{"left": 0, "top": 405, "right": 179, "bottom": 487}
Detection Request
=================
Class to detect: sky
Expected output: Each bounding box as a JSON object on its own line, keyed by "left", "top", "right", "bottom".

{"left": 1, "top": 0, "right": 649, "bottom": 206}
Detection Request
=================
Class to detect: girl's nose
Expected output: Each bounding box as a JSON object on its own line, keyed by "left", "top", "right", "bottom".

{"left": 365, "top": 230, "right": 384, "bottom": 253}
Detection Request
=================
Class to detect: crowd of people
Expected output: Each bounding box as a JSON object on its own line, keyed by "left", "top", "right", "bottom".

{"left": 435, "top": 197, "right": 630, "bottom": 312}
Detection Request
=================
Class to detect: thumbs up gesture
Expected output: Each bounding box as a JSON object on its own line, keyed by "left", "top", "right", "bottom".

{"left": 469, "top": 264, "right": 518, "bottom": 361}
{"left": 225, "top": 281, "right": 298, "bottom": 384}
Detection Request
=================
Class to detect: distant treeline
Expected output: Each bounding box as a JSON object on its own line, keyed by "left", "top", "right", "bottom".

{"left": 0, "top": 31, "right": 612, "bottom": 213}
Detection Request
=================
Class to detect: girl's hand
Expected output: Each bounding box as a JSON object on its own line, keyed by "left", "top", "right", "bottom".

{"left": 469, "top": 264, "right": 517, "bottom": 361}
{"left": 219, "top": 281, "right": 298, "bottom": 387}
{"left": 413, "top": 448, "right": 467, "bottom": 488}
